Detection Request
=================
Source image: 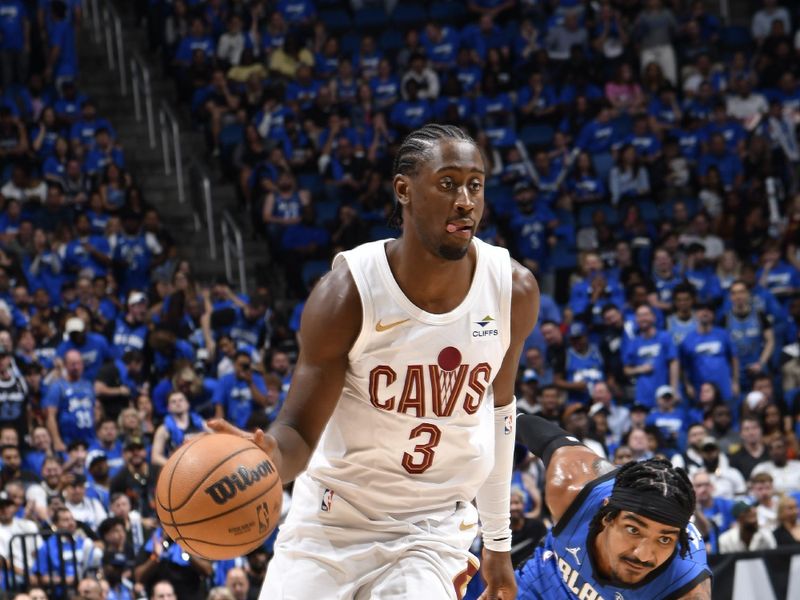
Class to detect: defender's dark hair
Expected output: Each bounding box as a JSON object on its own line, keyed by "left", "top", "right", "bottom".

{"left": 589, "top": 458, "right": 697, "bottom": 558}
{"left": 389, "top": 124, "right": 478, "bottom": 228}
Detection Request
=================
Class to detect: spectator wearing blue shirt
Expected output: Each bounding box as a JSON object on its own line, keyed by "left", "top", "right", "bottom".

{"left": 460, "top": 14, "right": 510, "bottom": 62}
{"left": 57, "top": 317, "right": 113, "bottom": 382}
{"left": 703, "top": 101, "right": 747, "bottom": 155}
{"left": 680, "top": 301, "right": 739, "bottom": 403}
{"left": 509, "top": 182, "right": 557, "bottom": 277}
{"left": 517, "top": 71, "right": 558, "bottom": 125}
{"left": 722, "top": 280, "right": 774, "bottom": 389}
{"left": 698, "top": 133, "right": 744, "bottom": 190}
{"left": 647, "top": 85, "right": 682, "bottom": 136}
{"left": 757, "top": 241, "right": 800, "bottom": 302}
{"left": 44, "top": 349, "right": 97, "bottom": 451}
{"left": 277, "top": 0, "right": 315, "bottom": 26}
{"left": 369, "top": 58, "right": 401, "bottom": 112}
{"left": 69, "top": 100, "right": 114, "bottom": 151}
{"left": 0, "top": 0, "right": 29, "bottom": 87}
{"left": 354, "top": 35, "right": 382, "bottom": 80}
{"left": 646, "top": 385, "right": 688, "bottom": 450}
{"left": 34, "top": 507, "right": 102, "bottom": 588}
{"left": 576, "top": 102, "right": 618, "bottom": 154}
{"left": 83, "top": 127, "right": 125, "bottom": 177}
{"left": 624, "top": 305, "right": 679, "bottom": 408}
{"left": 684, "top": 244, "right": 723, "bottom": 306}
{"left": 421, "top": 22, "right": 460, "bottom": 72}
{"left": 64, "top": 213, "right": 111, "bottom": 280}
{"left": 112, "top": 291, "right": 149, "bottom": 359}
{"left": 113, "top": 211, "right": 152, "bottom": 297}
{"left": 173, "top": 17, "right": 215, "bottom": 67}
{"left": 555, "top": 321, "right": 604, "bottom": 404}
{"left": 45, "top": 0, "right": 78, "bottom": 85}
{"left": 390, "top": 79, "right": 432, "bottom": 135}
{"left": 692, "top": 469, "right": 734, "bottom": 550}
{"left": 667, "top": 283, "right": 698, "bottom": 347}
{"left": 212, "top": 351, "right": 268, "bottom": 429}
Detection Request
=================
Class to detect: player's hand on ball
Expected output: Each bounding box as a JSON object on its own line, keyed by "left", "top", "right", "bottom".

{"left": 207, "top": 418, "right": 281, "bottom": 472}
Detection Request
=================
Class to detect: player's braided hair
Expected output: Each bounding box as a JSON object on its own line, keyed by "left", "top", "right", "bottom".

{"left": 388, "top": 124, "right": 478, "bottom": 228}
{"left": 589, "top": 458, "right": 697, "bottom": 558}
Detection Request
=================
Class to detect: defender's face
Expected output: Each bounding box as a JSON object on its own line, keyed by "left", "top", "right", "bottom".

{"left": 600, "top": 511, "right": 680, "bottom": 584}
{"left": 396, "top": 140, "right": 485, "bottom": 261}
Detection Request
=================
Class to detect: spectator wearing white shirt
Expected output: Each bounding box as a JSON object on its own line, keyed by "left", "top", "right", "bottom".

{"left": 751, "top": 437, "right": 800, "bottom": 495}
{"left": 726, "top": 77, "right": 768, "bottom": 126}
{"left": 718, "top": 501, "right": 777, "bottom": 553}
{"left": 0, "top": 490, "right": 39, "bottom": 587}
{"left": 751, "top": 0, "right": 791, "bottom": 45}
{"left": 698, "top": 436, "right": 747, "bottom": 499}
{"left": 63, "top": 472, "right": 107, "bottom": 532}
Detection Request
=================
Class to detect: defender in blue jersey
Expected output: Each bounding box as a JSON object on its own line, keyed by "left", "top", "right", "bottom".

{"left": 516, "top": 415, "right": 711, "bottom": 600}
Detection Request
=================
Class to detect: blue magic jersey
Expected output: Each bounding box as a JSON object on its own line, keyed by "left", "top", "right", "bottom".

{"left": 517, "top": 473, "right": 711, "bottom": 600}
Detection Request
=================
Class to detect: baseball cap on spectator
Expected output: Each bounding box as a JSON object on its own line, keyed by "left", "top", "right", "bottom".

{"left": 0, "top": 491, "right": 13, "bottom": 506}
{"left": 124, "top": 436, "right": 145, "bottom": 450}
{"left": 700, "top": 436, "right": 719, "bottom": 451}
{"left": 569, "top": 322, "right": 587, "bottom": 338}
{"left": 128, "top": 291, "right": 147, "bottom": 306}
{"left": 746, "top": 391, "right": 766, "bottom": 410}
{"left": 522, "top": 369, "right": 538, "bottom": 383}
{"left": 732, "top": 501, "right": 753, "bottom": 519}
{"left": 588, "top": 402, "right": 610, "bottom": 418}
{"left": 656, "top": 385, "right": 676, "bottom": 399}
{"left": 65, "top": 317, "right": 85, "bottom": 334}
{"left": 85, "top": 449, "right": 107, "bottom": 470}
{"left": 561, "top": 403, "right": 587, "bottom": 425}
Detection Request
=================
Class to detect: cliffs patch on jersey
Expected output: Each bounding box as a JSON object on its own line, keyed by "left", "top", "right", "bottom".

{"left": 473, "top": 314, "right": 499, "bottom": 338}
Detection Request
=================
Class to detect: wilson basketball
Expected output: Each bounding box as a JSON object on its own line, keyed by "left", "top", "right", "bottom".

{"left": 155, "top": 433, "right": 282, "bottom": 560}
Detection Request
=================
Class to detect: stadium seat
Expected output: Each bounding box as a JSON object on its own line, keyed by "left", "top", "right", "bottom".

{"left": 318, "top": 9, "right": 352, "bottom": 34}
{"left": 341, "top": 31, "right": 363, "bottom": 58}
{"left": 369, "top": 224, "right": 397, "bottom": 241}
{"left": 592, "top": 152, "right": 615, "bottom": 182}
{"left": 315, "top": 200, "right": 340, "bottom": 227}
{"left": 638, "top": 200, "right": 659, "bottom": 223}
{"left": 354, "top": 7, "right": 389, "bottom": 30}
{"left": 302, "top": 260, "right": 331, "bottom": 289}
{"left": 297, "top": 173, "right": 324, "bottom": 199}
{"left": 378, "top": 28, "right": 404, "bottom": 54}
{"left": 429, "top": 1, "right": 463, "bottom": 24}
{"left": 519, "top": 124, "right": 555, "bottom": 149}
{"left": 391, "top": 3, "right": 427, "bottom": 28}
{"left": 550, "top": 240, "right": 578, "bottom": 270}
{"left": 720, "top": 26, "right": 752, "bottom": 52}
{"left": 485, "top": 184, "right": 516, "bottom": 219}
{"left": 219, "top": 123, "right": 244, "bottom": 163}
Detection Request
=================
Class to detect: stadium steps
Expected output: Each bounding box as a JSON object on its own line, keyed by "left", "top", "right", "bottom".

{"left": 75, "top": 8, "right": 278, "bottom": 296}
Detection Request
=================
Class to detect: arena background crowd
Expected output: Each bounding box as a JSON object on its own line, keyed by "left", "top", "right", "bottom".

{"left": 0, "top": 0, "right": 798, "bottom": 598}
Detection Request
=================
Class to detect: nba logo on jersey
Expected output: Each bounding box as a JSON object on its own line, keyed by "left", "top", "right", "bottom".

{"left": 504, "top": 415, "right": 513, "bottom": 435}
{"left": 320, "top": 488, "right": 335, "bottom": 512}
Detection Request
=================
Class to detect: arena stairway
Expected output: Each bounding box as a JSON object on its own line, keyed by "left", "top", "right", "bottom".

{"left": 75, "top": 4, "right": 282, "bottom": 299}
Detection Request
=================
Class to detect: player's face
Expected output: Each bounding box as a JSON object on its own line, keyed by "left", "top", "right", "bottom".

{"left": 601, "top": 511, "right": 680, "bottom": 584}
{"left": 398, "top": 140, "right": 485, "bottom": 261}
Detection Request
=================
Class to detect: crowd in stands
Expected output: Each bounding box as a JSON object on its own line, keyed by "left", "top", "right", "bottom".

{"left": 0, "top": 0, "right": 798, "bottom": 599}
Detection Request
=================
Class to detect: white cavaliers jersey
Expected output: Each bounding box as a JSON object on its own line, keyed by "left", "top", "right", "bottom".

{"left": 302, "top": 238, "right": 512, "bottom": 520}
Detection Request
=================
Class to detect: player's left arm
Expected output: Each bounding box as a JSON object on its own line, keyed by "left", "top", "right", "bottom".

{"left": 678, "top": 576, "right": 711, "bottom": 599}
{"left": 477, "top": 259, "right": 539, "bottom": 599}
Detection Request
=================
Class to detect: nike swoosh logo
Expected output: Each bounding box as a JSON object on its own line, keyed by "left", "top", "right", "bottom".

{"left": 375, "top": 318, "right": 410, "bottom": 332}
{"left": 459, "top": 521, "right": 477, "bottom": 531}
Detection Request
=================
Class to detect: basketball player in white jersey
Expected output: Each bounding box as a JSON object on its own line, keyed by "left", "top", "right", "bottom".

{"left": 211, "top": 124, "right": 540, "bottom": 599}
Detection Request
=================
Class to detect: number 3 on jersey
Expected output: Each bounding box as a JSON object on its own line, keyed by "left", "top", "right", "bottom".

{"left": 402, "top": 423, "right": 442, "bottom": 474}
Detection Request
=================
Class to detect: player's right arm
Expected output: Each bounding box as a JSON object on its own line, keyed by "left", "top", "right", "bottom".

{"left": 210, "top": 261, "right": 361, "bottom": 484}
{"left": 516, "top": 415, "right": 615, "bottom": 524}
{"left": 678, "top": 577, "right": 711, "bottom": 599}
